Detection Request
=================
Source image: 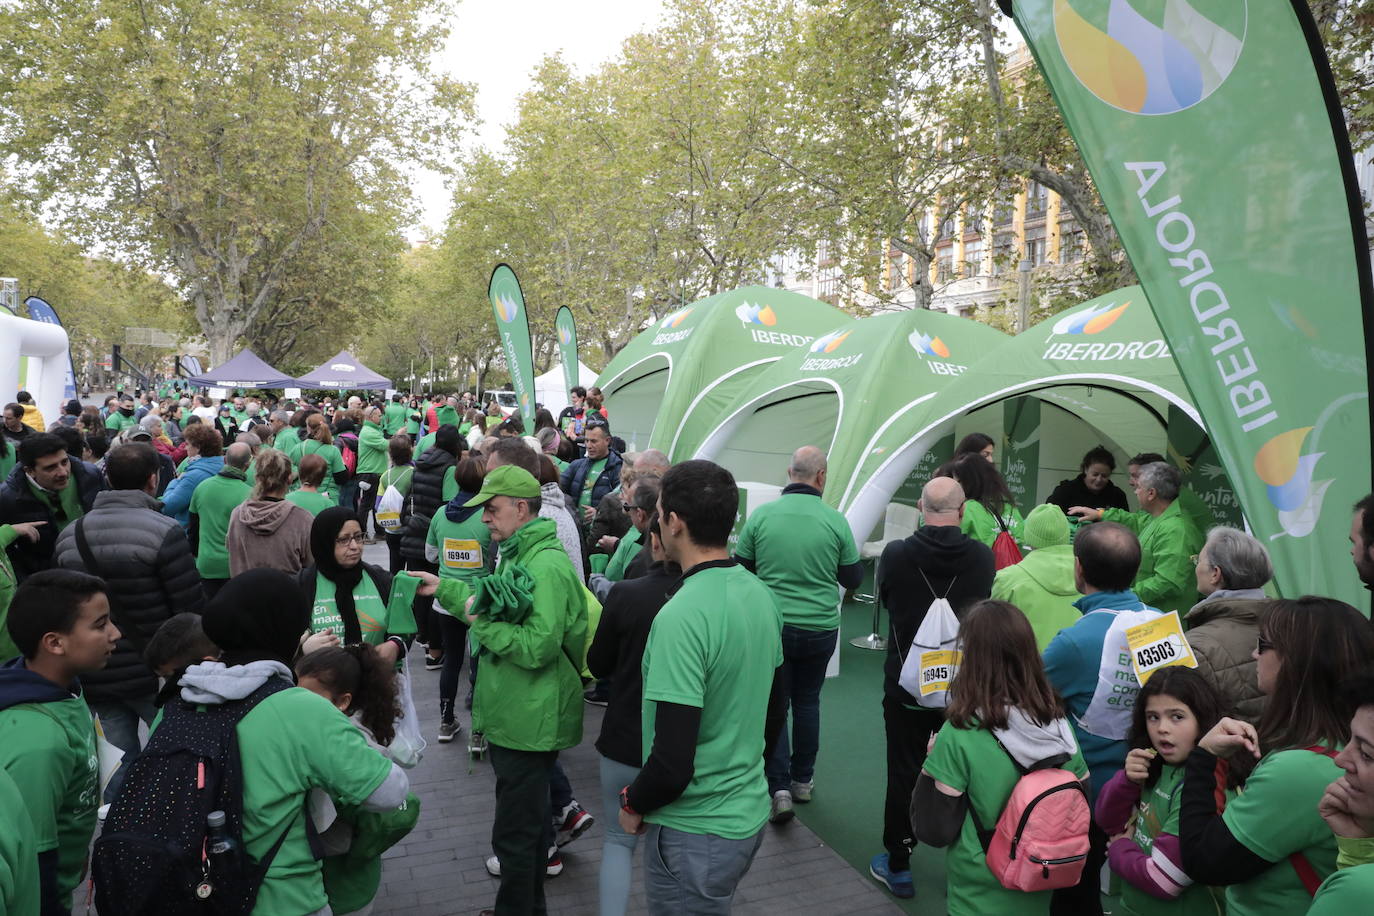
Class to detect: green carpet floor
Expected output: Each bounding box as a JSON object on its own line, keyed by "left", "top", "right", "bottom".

{"left": 788, "top": 593, "right": 947, "bottom": 914}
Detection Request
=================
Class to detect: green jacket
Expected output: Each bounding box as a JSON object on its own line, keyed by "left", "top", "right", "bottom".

{"left": 382, "top": 402, "right": 409, "bottom": 437}
{"left": 960, "top": 499, "right": 1024, "bottom": 550}
{"left": 1105, "top": 486, "right": 1214, "bottom": 541}
{"left": 413, "top": 431, "right": 437, "bottom": 461}
{"left": 990, "top": 543, "right": 1080, "bottom": 651}
{"left": 438, "top": 516, "right": 585, "bottom": 752}
{"left": 0, "top": 526, "right": 19, "bottom": 662}
{"left": 357, "top": 421, "right": 388, "bottom": 476}
{"left": 1105, "top": 499, "right": 1203, "bottom": 616}
{"left": 189, "top": 468, "right": 251, "bottom": 579}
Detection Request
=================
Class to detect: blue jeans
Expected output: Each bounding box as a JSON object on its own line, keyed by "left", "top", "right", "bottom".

{"left": 89, "top": 695, "right": 158, "bottom": 803}
{"left": 765, "top": 625, "right": 838, "bottom": 794}
{"left": 644, "top": 823, "right": 764, "bottom": 915}
{"left": 598, "top": 755, "right": 641, "bottom": 916}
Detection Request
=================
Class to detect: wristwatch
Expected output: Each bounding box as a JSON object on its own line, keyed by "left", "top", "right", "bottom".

{"left": 619, "top": 785, "right": 638, "bottom": 816}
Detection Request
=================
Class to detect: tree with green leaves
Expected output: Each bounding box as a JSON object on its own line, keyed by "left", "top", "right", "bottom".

{"left": 0, "top": 0, "right": 472, "bottom": 364}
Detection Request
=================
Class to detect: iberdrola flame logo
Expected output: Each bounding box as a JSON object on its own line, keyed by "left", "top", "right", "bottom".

{"left": 908, "top": 330, "right": 951, "bottom": 359}
{"left": 495, "top": 293, "right": 520, "bottom": 323}
{"left": 557, "top": 325, "right": 573, "bottom": 345}
{"left": 809, "top": 330, "right": 851, "bottom": 354}
{"left": 1051, "top": 301, "right": 1131, "bottom": 336}
{"left": 735, "top": 302, "right": 778, "bottom": 327}
{"left": 659, "top": 307, "right": 692, "bottom": 329}
{"left": 1254, "top": 426, "right": 1333, "bottom": 539}
{"left": 1055, "top": 0, "right": 1245, "bottom": 116}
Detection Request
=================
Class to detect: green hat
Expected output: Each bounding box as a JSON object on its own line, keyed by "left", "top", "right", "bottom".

{"left": 464, "top": 464, "right": 541, "bottom": 507}
{"left": 1023, "top": 503, "right": 1070, "bottom": 549}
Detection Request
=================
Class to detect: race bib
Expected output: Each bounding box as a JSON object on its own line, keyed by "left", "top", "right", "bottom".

{"left": 376, "top": 510, "right": 402, "bottom": 531}
{"left": 442, "top": 538, "right": 482, "bottom": 570}
{"left": 918, "top": 650, "right": 962, "bottom": 697}
{"left": 1126, "top": 612, "right": 1198, "bottom": 685}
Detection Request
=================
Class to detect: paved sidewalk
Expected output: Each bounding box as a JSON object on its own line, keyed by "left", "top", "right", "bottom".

{"left": 372, "top": 558, "right": 901, "bottom": 914}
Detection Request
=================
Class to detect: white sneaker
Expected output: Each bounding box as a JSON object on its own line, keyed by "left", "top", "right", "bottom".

{"left": 485, "top": 847, "right": 563, "bottom": 877}
{"left": 769, "top": 789, "right": 795, "bottom": 824}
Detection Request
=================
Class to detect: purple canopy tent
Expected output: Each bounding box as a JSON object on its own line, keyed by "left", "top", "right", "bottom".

{"left": 186, "top": 349, "right": 298, "bottom": 388}
{"left": 294, "top": 351, "right": 392, "bottom": 391}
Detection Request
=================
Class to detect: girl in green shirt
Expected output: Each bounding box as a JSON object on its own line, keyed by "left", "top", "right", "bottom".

{"left": 1095, "top": 667, "right": 1226, "bottom": 916}
{"left": 949, "top": 453, "right": 1025, "bottom": 549}
{"left": 300, "top": 415, "right": 347, "bottom": 503}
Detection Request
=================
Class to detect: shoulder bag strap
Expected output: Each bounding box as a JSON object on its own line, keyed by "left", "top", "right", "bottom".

{"left": 1289, "top": 745, "right": 1341, "bottom": 896}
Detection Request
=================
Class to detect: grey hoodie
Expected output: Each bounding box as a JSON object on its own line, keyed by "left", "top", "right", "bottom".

{"left": 992, "top": 708, "right": 1081, "bottom": 769}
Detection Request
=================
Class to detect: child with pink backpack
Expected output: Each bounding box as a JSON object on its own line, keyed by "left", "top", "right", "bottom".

{"left": 912, "top": 599, "right": 1091, "bottom": 914}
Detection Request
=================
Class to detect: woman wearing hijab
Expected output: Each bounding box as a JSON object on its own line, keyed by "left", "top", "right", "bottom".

{"left": 176, "top": 570, "right": 411, "bottom": 916}
{"left": 296, "top": 507, "right": 417, "bottom": 665}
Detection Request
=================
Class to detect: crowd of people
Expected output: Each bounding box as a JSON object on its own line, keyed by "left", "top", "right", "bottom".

{"left": 1, "top": 386, "right": 1374, "bottom": 916}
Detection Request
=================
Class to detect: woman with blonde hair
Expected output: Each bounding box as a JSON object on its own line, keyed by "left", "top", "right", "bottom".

{"left": 302, "top": 412, "right": 348, "bottom": 503}
{"left": 227, "top": 449, "right": 314, "bottom": 575}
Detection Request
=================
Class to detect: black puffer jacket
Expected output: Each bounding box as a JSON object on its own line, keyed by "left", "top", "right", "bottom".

{"left": 53, "top": 489, "right": 204, "bottom": 702}
{"left": 0, "top": 459, "right": 104, "bottom": 580}
{"left": 400, "top": 446, "right": 458, "bottom": 562}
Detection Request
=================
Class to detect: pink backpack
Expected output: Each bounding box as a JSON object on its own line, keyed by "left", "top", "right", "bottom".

{"left": 970, "top": 746, "right": 1090, "bottom": 892}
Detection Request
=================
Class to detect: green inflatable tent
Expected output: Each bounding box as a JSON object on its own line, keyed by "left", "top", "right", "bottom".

{"left": 596, "top": 287, "right": 846, "bottom": 457}
{"left": 837, "top": 287, "right": 1243, "bottom": 547}
{"left": 694, "top": 308, "right": 1008, "bottom": 503}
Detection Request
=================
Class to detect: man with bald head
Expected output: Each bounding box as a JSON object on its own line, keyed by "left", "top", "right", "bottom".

{"left": 188, "top": 440, "right": 253, "bottom": 599}
{"left": 869, "top": 475, "right": 994, "bottom": 899}
{"left": 734, "top": 445, "right": 862, "bottom": 824}
{"left": 1042, "top": 520, "right": 1160, "bottom": 914}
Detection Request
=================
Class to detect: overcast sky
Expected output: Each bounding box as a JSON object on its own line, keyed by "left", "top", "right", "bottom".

{"left": 410, "top": 0, "right": 668, "bottom": 238}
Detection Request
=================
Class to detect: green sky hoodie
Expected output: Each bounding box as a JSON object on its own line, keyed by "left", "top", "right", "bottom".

{"left": 190, "top": 467, "right": 251, "bottom": 579}
{"left": 357, "top": 421, "right": 388, "bottom": 476}
{"left": 990, "top": 543, "right": 1081, "bottom": 651}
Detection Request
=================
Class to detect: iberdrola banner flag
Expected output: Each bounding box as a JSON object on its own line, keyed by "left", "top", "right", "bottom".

{"left": 488, "top": 264, "right": 537, "bottom": 423}
{"left": 1004, "top": 0, "right": 1374, "bottom": 607}
{"left": 555, "top": 306, "right": 579, "bottom": 399}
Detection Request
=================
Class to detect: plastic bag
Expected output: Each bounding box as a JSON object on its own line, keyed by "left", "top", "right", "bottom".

{"left": 375, "top": 483, "right": 405, "bottom": 532}
{"left": 898, "top": 576, "right": 962, "bottom": 708}
{"left": 388, "top": 654, "right": 426, "bottom": 769}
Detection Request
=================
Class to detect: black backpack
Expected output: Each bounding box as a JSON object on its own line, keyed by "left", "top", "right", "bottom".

{"left": 92, "top": 678, "right": 297, "bottom": 915}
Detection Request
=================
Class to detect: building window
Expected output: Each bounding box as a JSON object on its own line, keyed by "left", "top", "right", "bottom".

{"left": 964, "top": 237, "right": 984, "bottom": 277}
{"left": 938, "top": 216, "right": 957, "bottom": 241}
{"left": 1026, "top": 181, "right": 1048, "bottom": 216}
{"left": 994, "top": 199, "right": 1015, "bottom": 226}
{"left": 936, "top": 250, "right": 955, "bottom": 284}
{"left": 887, "top": 251, "right": 906, "bottom": 292}
{"left": 1025, "top": 224, "right": 1047, "bottom": 267}
{"left": 1060, "top": 220, "right": 1085, "bottom": 263}
{"left": 991, "top": 233, "right": 1014, "bottom": 275}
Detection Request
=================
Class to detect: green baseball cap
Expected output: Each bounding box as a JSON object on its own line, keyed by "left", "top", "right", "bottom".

{"left": 464, "top": 464, "right": 541, "bottom": 507}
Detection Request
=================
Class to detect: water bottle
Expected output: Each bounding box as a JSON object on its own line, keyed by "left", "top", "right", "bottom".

{"left": 206, "top": 810, "right": 239, "bottom": 874}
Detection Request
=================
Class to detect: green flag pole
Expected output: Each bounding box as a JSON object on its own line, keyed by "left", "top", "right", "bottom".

{"left": 488, "top": 264, "right": 538, "bottom": 425}
{"left": 555, "top": 306, "right": 579, "bottom": 400}
{"left": 1003, "top": 0, "right": 1374, "bottom": 607}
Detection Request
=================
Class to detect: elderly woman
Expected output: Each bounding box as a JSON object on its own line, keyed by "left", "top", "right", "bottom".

{"left": 1185, "top": 526, "right": 1273, "bottom": 723}
{"left": 141, "top": 414, "right": 186, "bottom": 465}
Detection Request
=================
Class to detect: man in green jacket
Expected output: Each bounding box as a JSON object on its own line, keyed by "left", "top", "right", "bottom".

{"left": 414, "top": 465, "right": 586, "bottom": 915}
{"left": 383, "top": 394, "right": 409, "bottom": 437}
{"left": 991, "top": 504, "right": 1081, "bottom": 650}
{"left": 356, "top": 406, "right": 389, "bottom": 534}
{"left": 1085, "top": 462, "right": 1202, "bottom": 615}
{"left": 189, "top": 442, "right": 252, "bottom": 599}
{"left": 0, "top": 569, "right": 119, "bottom": 914}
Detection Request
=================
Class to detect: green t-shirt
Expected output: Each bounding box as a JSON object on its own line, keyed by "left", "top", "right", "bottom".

{"left": 923, "top": 720, "right": 1089, "bottom": 916}
{"left": 641, "top": 563, "right": 782, "bottom": 839}
{"left": 0, "top": 445, "right": 15, "bottom": 484}
{"left": 425, "top": 508, "right": 494, "bottom": 615}
{"left": 0, "top": 764, "right": 39, "bottom": 916}
{"left": 277, "top": 432, "right": 303, "bottom": 466}
{"left": 298, "top": 440, "right": 346, "bottom": 499}
{"left": 0, "top": 692, "right": 99, "bottom": 900}
{"left": 604, "top": 526, "right": 642, "bottom": 582}
{"left": 733, "top": 491, "right": 860, "bottom": 630}
{"left": 189, "top": 471, "right": 251, "bottom": 579}
{"left": 234, "top": 688, "right": 394, "bottom": 916}
{"left": 1221, "top": 747, "right": 1342, "bottom": 916}
{"left": 413, "top": 431, "right": 437, "bottom": 460}
{"left": 383, "top": 402, "right": 409, "bottom": 436}
{"left": 1311, "top": 864, "right": 1374, "bottom": 916}
{"left": 1118, "top": 764, "right": 1223, "bottom": 916}
{"left": 104, "top": 411, "right": 136, "bottom": 434}
{"left": 286, "top": 489, "right": 335, "bottom": 517}
{"left": 577, "top": 458, "right": 608, "bottom": 509}
{"left": 310, "top": 572, "right": 418, "bottom": 645}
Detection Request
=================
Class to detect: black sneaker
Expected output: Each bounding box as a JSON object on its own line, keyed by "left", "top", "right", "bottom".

{"left": 424, "top": 652, "right": 445, "bottom": 671}
{"left": 583, "top": 684, "right": 609, "bottom": 706}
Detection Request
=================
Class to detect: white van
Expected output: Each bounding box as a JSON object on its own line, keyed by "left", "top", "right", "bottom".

{"left": 482, "top": 389, "right": 519, "bottom": 417}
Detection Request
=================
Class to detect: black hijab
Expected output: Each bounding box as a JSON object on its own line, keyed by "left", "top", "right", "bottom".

{"left": 202, "top": 569, "right": 310, "bottom": 668}
{"left": 310, "top": 506, "right": 365, "bottom": 644}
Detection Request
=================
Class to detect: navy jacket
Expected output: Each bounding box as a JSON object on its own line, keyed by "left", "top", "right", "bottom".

{"left": 560, "top": 449, "right": 623, "bottom": 509}
{"left": 0, "top": 460, "right": 104, "bottom": 580}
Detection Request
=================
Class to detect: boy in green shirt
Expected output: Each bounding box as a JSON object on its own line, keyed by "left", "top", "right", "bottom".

{"left": 0, "top": 569, "right": 119, "bottom": 913}
{"left": 620, "top": 460, "right": 783, "bottom": 913}
{"left": 189, "top": 442, "right": 252, "bottom": 597}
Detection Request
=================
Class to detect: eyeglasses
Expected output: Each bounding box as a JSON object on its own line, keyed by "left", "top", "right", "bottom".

{"left": 335, "top": 533, "right": 365, "bottom": 545}
{"left": 1256, "top": 634, "right": 1275, "bottom": 654}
